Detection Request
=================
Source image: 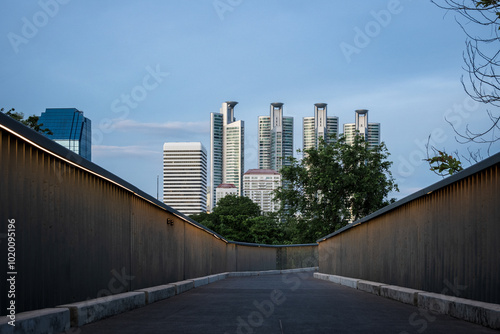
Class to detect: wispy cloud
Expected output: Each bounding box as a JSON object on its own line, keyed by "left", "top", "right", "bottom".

{"left": 111, "top": 119, "right": 209, "bottom": 134}
{"left": 93, "top": 145, "right": 159, "bottom": 158}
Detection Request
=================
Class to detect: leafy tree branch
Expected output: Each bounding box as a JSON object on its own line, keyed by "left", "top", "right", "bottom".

{"left": 2, "top": 108, "right": 53, "bottom": 135}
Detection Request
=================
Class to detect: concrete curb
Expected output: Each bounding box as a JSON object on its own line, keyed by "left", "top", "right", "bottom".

{"left": 357, "top": 280, "right": 385, "bottom": 296}
{"left": 4, "top": 268, "right": 318, "bottom": 333}
{"left": 322, "top": 273, "right": 341, "bottom": 284}
{"left": 171, "top": 280, "right": 195, "bottom": 294}
{"left": 313, "top": 273, "right": 329, "bottom": 281}
{"left": 57, "top": 291, "right": 146, "bottom": 327}
{"left": 192, "top": 277, "right": 210, "bottom": 288}
{"left": 380, "top": 285, "right": 422, "bottom": 306}
{"left": 228, "top": 267, "right": 318, "bottom": 277}
{"left": 418, "top": 292, "right": 500, "bottom": 329}
{"left": 207, "top": 274, "right": 220, "bottom": 283}
{"left": 228, "top": 271, "right": 261, "bottom": 277}
{"left": 136, "top": 284, "right": 176, "bottom": 304}
{"left": 258, "top": 270, "right": 282, "bottom": 276}
{"left": 314, "top": 272, "right": 500, "bottom": 330}
{"left": 0, "top": 308, "right": 70, "bottom": 334}
{"left": 282, "top": 267, "right": 318, "bottom": 274}
{"left": 340, "top": 277, "right": 359, "bottom": 289}
{"left": 217, "top": 272, "right": 229, "bottom": 280}
{"left": 208, "top": 273, "right": 229, "bottom": 282}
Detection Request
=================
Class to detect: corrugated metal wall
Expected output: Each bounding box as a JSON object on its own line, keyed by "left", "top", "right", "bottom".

{"left": 0, "top": 117, "right": 318, "bottom": 314}
{"left": 319, "top": 160, "right": 500, "bottom": 304}
{"left": 1, "top": 127, "right": 133, "bottom": 312}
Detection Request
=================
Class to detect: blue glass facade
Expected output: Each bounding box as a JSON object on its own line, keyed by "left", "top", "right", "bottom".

{"left": 39, "top": 108, "right": 92, "bottom": 160}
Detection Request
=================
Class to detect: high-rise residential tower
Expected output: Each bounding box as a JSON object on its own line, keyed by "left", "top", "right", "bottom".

{"left": 303, "top": 103, "right": 339, "bottom": 152}
{"left": 210, "top": 101, "right": 244, "bottom": 210}
{"left": 39, "top": 108, "right": 92, "bottom": 160}
{"left": 163, "top": 142, "right": 207, "bottom": 215}
{"left": 258, "top": 103, "right": 293, "bottom": 171}
{"left": 343, "top": 109, "right": 381, "bottom": 149}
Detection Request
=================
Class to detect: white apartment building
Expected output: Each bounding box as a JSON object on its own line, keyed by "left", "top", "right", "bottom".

{"left": 215, "top": 184, "right": 238, "bottom": 204}
{"left": 258, "top": 103, "right": 293, "bottom": 171}
{"left": 210, "top": 102, "right": 244, "bottom": 209}
{"left": 163, "top": 142, "right": 207, "bottom": 215}
{"left": 343, "top": 109, "right": 380, "bottom": 149}
{"left": 243, "top": 169, "right": 281, "bottom": 213}
{"left": 303, "top": 103, "right": 339, "bottom": 152}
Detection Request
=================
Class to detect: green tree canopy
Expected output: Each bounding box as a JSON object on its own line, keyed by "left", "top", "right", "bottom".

{"left": 2, "top": 108, "right": 53, "bottom": 135}
{"left": 189, "top": 195, "right": 286, "bottom": 245}
{"left": 274, "top": 134, "right": 398, "bottom": 244}
{"left": 212, "top": 195, "right": 261, "bottom": 217}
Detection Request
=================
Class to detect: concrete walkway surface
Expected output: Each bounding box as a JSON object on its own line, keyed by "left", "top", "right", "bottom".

{"left": 73, "top": 273, "right": 498, "bottom": 333}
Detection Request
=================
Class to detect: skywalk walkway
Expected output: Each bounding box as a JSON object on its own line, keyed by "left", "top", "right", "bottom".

{"left": 76, "top": 272, "right": 496, "bottom": 334}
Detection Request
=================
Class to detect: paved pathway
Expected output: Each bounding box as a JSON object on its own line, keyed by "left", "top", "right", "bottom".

{"left": 76, "top": 273, "right": 497, "bottom": 333}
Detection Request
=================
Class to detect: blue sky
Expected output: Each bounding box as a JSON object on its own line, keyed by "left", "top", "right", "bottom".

{"left": 1, "top": 0, "right": 498, "bottom": 200}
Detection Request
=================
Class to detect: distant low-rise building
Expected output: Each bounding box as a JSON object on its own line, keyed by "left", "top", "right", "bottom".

{"left": 243, "top": 169, "right": 281, "bottom": 213}
{"left": 216, "top": 184, "right": 238, "bottom": 204}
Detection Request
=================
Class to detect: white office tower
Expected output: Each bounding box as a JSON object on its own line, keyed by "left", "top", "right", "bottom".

{"left": 343, "top": 109, "right": 380, "bottom": 149}
{"left": 163, "top": 142, "right": 207, "bottom": 215}
{"left": 243, "top": 169, "right": 281, "bottom": 213}
{"left": 303, "top": 103, "right": 339, "bottom": 151}
{"left": 210, "top": 101, "right": 244, "bottom": 209}
{"left": 258, "top": 103, "right": 294, "bottom": 171}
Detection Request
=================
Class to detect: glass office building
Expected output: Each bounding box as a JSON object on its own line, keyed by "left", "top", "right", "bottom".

{"left": 39, "top": 108, "right": 92, "bottom": 160}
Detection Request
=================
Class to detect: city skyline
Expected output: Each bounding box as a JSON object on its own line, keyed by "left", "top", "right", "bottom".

{"left": 1, "top": 3, "right": 498, "bottom": 330}
{"left": 1, "top": 1, "right": 499, "bottom": 202}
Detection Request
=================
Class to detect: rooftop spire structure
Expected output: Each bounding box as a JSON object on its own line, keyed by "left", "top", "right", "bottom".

{"left": 270, "top": 102, "right": 284, "bottom": 131}
{"left": 222, "top": 101, "right": 238, "bottom": 126}
{"left": 343, "top": 109, "right": 380, "bottom": 149}
{"left": 355, "top": 109, "right": 369, "bottom": 141}
{"left": 303, "top": 103, "right": 338, "bottom": 152}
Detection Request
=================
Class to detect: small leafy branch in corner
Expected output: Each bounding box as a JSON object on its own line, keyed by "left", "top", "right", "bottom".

{"left": 425, "top": 136, "right": 464, "bottom": 177}
{"left": 475, "top": 0, "right": 500, "bottom": 26}
{"left": 1, "top": 107, "right": 53, "bottom": 135}
{"left": 426, "top": 150, "right": 464, "bottom": 176}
